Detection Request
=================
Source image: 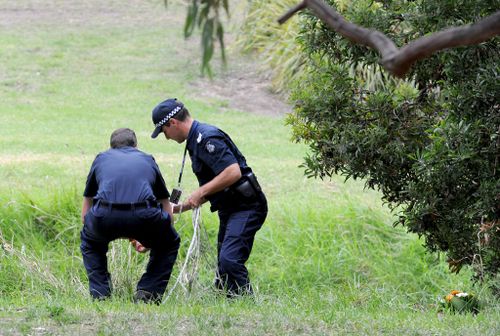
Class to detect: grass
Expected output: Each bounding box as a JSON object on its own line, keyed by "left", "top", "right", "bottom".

{"left": 0, "top": 0, "right": 499, "bottom": 335}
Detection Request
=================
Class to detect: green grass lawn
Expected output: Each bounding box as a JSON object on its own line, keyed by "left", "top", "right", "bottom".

{"left": 0, "top": 0, "right": 499, "bottom": 335}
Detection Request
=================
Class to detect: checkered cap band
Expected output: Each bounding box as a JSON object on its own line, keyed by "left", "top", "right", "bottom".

{"left": 155, "top": 106, "right": 182, "bottom": 128}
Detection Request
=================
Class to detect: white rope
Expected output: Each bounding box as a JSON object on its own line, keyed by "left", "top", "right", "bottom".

{"left": 163, "top": 206, "right": 210, "bottom": 303}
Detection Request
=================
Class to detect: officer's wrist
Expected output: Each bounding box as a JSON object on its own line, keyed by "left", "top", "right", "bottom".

{"left": 200, "top": 186, "right": 211, "bottom": 199}
{"left": 181, "top": 202, "right": 190, "bottom": 212}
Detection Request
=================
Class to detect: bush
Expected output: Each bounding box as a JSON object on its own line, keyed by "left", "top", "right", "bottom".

{"left": 287, "top": 0, "right": 500, "bottom": 279}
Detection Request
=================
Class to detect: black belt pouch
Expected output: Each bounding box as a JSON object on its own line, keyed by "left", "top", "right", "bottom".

{"left": 233, "top": 172, "right": 262, "bottom": 199}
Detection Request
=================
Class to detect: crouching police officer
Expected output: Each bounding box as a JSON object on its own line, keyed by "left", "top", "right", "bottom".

{"left": 81, "top": 128, "right": 180, "bottom": 303}
{"left": 150, "top": 98, "right": 268, "bottom": 296}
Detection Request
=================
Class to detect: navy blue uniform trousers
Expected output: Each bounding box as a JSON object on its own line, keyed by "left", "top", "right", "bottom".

{"left": 80, "top": 203, "right": 180, "bottom": 300}
{"left": 215, "top": 199, "right": 267, "bottom": 295}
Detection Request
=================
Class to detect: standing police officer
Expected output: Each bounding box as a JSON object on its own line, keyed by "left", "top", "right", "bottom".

{"left": 81, "top": 128, "right": 180, "bottom": 303}
{"left": 150, "top": 98, "right": 268, "bottom": 296}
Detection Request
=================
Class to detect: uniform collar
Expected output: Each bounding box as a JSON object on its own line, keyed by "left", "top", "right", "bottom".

{"left": 112, "top": 146, "right": 137, "bottom": 152}
{"left": 186, "top": 120, "right": 200, "bottom": 148}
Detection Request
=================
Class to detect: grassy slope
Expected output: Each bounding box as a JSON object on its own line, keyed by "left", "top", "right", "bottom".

{"left": 0, "top": 0, "right": 499, "bottom": 334}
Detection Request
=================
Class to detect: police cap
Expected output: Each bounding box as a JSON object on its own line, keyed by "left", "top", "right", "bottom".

{"left": 151, "top": 98, "right": 184, "bottom": 139}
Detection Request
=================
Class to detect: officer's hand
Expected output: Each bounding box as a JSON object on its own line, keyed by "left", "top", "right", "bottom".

{"left": 171, "top": 203, "right": 181, "bottom": 214}
{"left": 129, "top": 239, "right": 149, "bottom": 253}
{"left": 187, "top": 189, "right": 206, "bottom": 208}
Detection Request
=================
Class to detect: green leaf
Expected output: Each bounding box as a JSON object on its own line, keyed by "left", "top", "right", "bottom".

{"left": 222, "top": 0, "right": 229, "bottom": 15}
{"left": 201, "top": 18, "right": 215, "bottom": 76}
{"left": 184, "top": 4, "right": 198, "bottom": 38}
{"left": 198, "top": 3, "right": 210, "bottom": 27}
{"left": 450, "top": 296, "right": 467, "bottom": 312}
{"left": 216, "top": 21, "right": 226, "bottom": 64}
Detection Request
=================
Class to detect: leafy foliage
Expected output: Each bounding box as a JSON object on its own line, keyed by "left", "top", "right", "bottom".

{"left": 287, "top": 0, "right": 500, "bottom": 279}
{"left": 179, "top": 0, "right": 230, "bottom": 76}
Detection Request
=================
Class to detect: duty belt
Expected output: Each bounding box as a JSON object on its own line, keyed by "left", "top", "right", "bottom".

{"left": 94, "top": 199, "right": 157, "bottom": 210}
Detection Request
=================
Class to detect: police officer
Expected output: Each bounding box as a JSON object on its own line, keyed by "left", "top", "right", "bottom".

{"left": 150, "top": 98, "right": 268, "bottom": 296}
{"left": 81, "top": 128, "right": 180, "bottom": 303}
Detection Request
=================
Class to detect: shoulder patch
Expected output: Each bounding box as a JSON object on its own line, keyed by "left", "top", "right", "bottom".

{"left": 205, "top": 141, "right": 215, "bottom": 153}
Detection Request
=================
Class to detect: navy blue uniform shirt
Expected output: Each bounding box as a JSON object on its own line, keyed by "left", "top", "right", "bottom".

{"left": 186, "top": 120, "right": 251, "bottom": 211}
{"left": 83, "top": 147, "right": 169, "bottom": 202}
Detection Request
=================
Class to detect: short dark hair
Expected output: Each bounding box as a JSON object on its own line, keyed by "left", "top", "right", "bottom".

{"left": 171, "top": 107, "right": 190, "bottom": 122}
{"left": 110, "top": 128, "right": 137, "bottom": 148}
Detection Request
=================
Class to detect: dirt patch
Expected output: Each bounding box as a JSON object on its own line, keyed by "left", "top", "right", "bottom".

{"left": 189, "top": 57, "right": 292, "bottom": 117}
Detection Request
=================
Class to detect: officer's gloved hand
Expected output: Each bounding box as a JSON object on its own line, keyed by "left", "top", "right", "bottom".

{"left": 129, "top": 239, "right": 149, "bottom": 253}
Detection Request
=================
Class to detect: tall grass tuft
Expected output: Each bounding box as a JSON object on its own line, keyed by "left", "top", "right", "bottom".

{"left": 0, "top": 191, "right": 221, "bottom": 301}
{"left": 0, "top": 190, "right": 86, "bottom": 298}
{"left": 235, "top": 0, "right": 308, "bottom": 93}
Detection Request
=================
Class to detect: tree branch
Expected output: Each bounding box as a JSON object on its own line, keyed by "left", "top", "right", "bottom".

{"left": 279, "top": 0, "right": 500, "bottom": 78}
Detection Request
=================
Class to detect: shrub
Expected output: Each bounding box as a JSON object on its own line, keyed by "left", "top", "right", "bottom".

{"left": 287, "top": 0, "right": 500, "bottom": 279}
